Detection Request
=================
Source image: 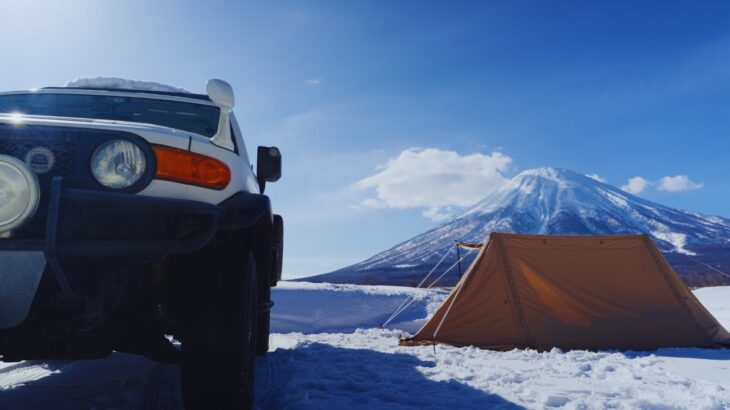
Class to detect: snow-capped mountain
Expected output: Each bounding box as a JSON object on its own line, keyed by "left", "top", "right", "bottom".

{"left": 308, "top": 167, "right": 730, "bottom": 287}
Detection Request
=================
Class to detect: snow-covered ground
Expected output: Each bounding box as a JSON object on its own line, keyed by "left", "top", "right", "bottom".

{"left": 1, "top": 283, "right": 729, "bottom": 409}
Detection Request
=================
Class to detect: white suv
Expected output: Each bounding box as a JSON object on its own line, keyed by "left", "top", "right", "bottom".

{"left": 0, "top": 78, "right": 283, "bottom": 409}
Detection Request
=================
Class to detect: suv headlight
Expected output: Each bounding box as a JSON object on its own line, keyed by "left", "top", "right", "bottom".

{"left": 0, "top": 155, "right": 40, "bottom": 233}
{"left": 91, "top": 140, "right": 147, "bottom": 189}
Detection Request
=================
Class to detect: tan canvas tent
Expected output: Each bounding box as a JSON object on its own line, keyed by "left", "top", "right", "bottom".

{"left": 401, "top": 233, "right": 730, "bottom": 350}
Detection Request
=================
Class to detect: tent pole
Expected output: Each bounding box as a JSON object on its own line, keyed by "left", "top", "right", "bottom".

{"left": 456, "top": 242, "right": 462, "bottom": 279}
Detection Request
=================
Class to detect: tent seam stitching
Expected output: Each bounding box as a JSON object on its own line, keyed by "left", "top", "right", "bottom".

{"left": 495, "top": 235, "right": 535, "bottom": 348}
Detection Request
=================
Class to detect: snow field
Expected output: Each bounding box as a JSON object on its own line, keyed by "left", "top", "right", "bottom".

{"left": 259, "top": 283, "right": 730, "bottom": 410}
{"left": 263, "top": 330, "right": 730, "bottom": 409}
{"left": 1, "top": 282, "right": 729, "bottom": 409}
{"left": 0, "top": 354, "right": 160, "bottom": 409}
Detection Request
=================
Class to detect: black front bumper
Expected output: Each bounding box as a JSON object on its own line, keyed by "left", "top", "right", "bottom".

{"left": 1, "top": 177, "right": 224, "bottom": 255}
{"left": 0, "top": 177, "right": 272, "bottom": 299}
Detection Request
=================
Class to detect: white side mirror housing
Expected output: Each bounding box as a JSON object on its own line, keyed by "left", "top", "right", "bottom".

{"left": 206, "top": 79, "right": 235, "bottom": 109}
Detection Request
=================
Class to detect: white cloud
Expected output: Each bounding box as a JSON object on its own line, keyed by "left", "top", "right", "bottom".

{"left": 621, "top": 176, "right": 650, "bottom": 195}
{"left": 586, "top": 173, "right": 607, "bottom": 183}
{"left": 620, "top": 174, "right": 703, "bottom": 194}
{"left": 354, "top": 148, "right": 513, "bottom": 221}
{"left": 350, "top": 198, "right": 385, "bottom": 210}
{"left": 305, "top": 78, "right": 322, "bottom": 85}
{"left": 657, "top": 175, "right": 704, "bottom": 192}
{"left": 422, "top": 206, "right": 457, "bottom": 222}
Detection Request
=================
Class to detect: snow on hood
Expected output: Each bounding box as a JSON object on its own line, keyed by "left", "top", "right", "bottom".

{"left": 65, "top": 77, "right": 192, "bottom": 94}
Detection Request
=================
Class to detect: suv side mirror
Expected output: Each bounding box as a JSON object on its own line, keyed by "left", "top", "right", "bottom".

{"left": 257, "top": 146, "right": 282, "bottom": 193}
{"left": 206, "top": 79, "right": 235, "bottom": 109}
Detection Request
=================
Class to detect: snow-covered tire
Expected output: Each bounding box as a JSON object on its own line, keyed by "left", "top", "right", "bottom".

{"left": 179, "top": 248, "right": 258, "bottom": 410}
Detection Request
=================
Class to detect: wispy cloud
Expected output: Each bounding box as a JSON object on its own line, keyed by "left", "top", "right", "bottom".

{"left": 657, "top": 175, "right": 704, "bottom": 192}
{"left": 621, "top": 176, "right": 650, "bottom": 195}
{"left": 353, "top": 148, "right": 513, "bottom": 221}
{"left": 305, "top": 78, "right": 322, "bottom": 85}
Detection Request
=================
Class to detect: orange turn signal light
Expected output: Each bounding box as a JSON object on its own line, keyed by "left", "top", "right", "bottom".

{"left": 152, "top": 145, "right": 231, "bottom": 190}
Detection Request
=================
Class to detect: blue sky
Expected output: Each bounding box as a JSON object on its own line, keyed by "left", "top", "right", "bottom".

{"left": 2, "top": 0, "right": 730, "bottom": 278}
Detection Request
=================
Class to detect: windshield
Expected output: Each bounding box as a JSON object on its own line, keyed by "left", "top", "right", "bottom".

{"left": 0, "top": 93, "right": 221, "bottom": 137}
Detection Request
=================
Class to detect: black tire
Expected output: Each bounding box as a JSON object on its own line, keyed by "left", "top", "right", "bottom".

{"left": 255, "top": 312, "right": 270, "bottom": 357}
{"left": 255, "top": 286, "right": 271, "bottom": 357}
{"left": 179, "top": 248, "right": 258, "bottom": 410}
{"left": 272, "top": 214, "right": 284, "bottom": 285}
{"left": 255, "top": 214, "right": 282, "bottom": 356}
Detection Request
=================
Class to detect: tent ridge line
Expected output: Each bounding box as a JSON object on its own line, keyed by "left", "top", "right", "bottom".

{"left": 495, "top": 235, "right": 535, "bottom": 348}
{"left": 641, "top": 235, "right": 711, "bottom": 343}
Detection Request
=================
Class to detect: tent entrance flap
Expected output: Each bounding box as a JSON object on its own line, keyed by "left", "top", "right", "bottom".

{"left": 401, "top": 233, "right": 730, "bottom": 351}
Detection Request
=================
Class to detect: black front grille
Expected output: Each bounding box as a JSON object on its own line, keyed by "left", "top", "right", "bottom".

{"left": 0, "top": 127, "right": 80, "bottom": 238}
{"left": 0, "top": 138, "right": 77, "bottom": 180}
{"left": 0, "top": 127, "right": 80, "bottom": 200}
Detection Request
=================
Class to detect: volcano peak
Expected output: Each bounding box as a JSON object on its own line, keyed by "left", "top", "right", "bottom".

{"left": 309, "top": 168, "right": 730, "bottom": 287}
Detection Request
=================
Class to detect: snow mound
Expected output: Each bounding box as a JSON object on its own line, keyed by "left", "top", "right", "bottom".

{"left": 65, "top": 77, "right": 192, "bottom": 94}
{"left": 694, "top": 286, "right": 730, "bottom": 325}
{"left": 271, "top": 281, "right": 448, "bottom": 334}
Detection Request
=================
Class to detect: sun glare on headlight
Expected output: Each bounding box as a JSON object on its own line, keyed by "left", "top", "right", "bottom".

{"left": 0, "top": 155, "right": 40, "bottom": 233}
{"left": 91, "top": 140, "right": 146, "bottom": 189}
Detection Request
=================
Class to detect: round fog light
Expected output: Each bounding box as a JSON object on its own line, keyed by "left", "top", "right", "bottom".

{"left": 0, "top": 155, "right": 40, "bottom": 233}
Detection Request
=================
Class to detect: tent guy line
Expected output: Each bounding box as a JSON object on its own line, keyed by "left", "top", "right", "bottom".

{"left": 680, "top": 252, "right": 730, "bottom": 280}
{"left": 381, "top": 248, "right": 476, "bottom": 329}
{"left": 380, "top": 248, "right": 454, "bottom": 328}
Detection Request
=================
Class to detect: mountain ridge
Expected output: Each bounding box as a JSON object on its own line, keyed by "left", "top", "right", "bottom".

{"left": 307, "top": 167, "right": 730, "bottom": 287}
